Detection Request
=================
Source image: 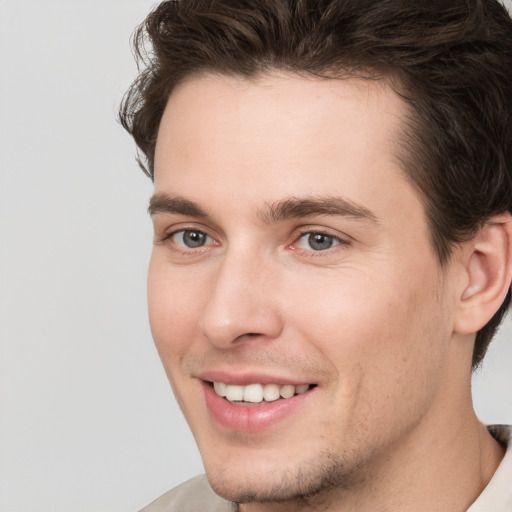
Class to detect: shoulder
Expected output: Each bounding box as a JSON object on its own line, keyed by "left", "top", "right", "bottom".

{"left": 139, "top": 475, "right": 236, "bottom": 512}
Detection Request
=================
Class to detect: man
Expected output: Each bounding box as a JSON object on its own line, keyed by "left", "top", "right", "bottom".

{"left": 120, "top": 1, "right": 512, "bottom": 510}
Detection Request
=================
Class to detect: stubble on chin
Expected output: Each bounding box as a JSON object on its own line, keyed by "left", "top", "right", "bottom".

{"left": 205, "top": 448, "right": 371, "bottom": 508}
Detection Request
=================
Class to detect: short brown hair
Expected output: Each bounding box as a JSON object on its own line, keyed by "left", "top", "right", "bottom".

{"left": 120, "top": 0, "right": 512, "bottom": 368}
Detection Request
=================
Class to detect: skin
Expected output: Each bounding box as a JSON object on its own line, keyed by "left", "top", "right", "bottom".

{"left": 149, "top": 73, "right": 504, "bottom": 511}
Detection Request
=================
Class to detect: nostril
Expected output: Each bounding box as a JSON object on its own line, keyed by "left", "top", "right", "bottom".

{"left": 233, "top": 332, "right": 262, "bottom": 342}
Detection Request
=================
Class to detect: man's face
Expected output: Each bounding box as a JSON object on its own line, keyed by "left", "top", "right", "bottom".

{"left": 149, "top": 74, "right": 463, "bottom": 503}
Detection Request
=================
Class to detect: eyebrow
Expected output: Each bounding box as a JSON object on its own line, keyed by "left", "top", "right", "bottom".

{"left": 259, "top": 196, "right": 379, "bottom": 224}
{"left": 148, "top": 194, "right": 209, "bottom": 218}
{"left": 148, "top": 193, "right": 379, "bottom": 224}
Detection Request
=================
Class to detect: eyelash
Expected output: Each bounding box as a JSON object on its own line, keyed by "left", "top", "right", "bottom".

{"left": 290, "top": 230, "right": 348, "bottom": 254}
{"left": 159, "top": 228, "right": 216, "bottom": 253}
{"left": 159, "top": 227, "right": 349, "bottom": 256}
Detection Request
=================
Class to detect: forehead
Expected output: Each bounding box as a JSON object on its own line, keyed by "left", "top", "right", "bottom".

{"left": 156, "top": 72, "right": 407, "bottom": 162}
{"left": 154, "top": 72, "right": 416, "bottom": 222}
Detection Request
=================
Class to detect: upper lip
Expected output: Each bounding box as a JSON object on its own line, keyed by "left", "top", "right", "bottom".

{"left": 198, "top": 370, "right": 315, "bottom": 387}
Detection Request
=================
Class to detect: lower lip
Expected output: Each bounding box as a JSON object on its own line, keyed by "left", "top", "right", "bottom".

{"left": 203, "top": 382, "right": 313, "bottom": 432}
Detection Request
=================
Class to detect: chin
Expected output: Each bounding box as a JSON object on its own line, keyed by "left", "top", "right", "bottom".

{"left": 202, "top": 448, "right": 365, "bottom": 505}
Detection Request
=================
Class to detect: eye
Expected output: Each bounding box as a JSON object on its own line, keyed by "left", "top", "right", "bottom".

{"left": 295, "top": 232, "right": 341, "bottom": 251}
{"left": 170, "top": 229, "right": 212, "bottom": 249}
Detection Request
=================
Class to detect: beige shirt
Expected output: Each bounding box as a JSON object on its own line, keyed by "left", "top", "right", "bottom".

{"left": 141, "top": 425, "right": 512, "bottom": 512}
{"left": 140, "top": 474, "right": 235, "bottom": 512}
{"left": 467, "top": 425, "right": 512, "bottom": 512}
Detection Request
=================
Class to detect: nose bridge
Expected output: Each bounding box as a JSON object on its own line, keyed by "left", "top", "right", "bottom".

{"left": 200, "top": 246, "right": 282, "bottom": 347}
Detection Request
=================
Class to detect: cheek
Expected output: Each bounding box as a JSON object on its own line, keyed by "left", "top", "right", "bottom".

{"left": 147, "top": 261, "right": 206, "bottom": 416}
{"left": 147, "top": 258, "right": 203, "bottom": 361}
{"left": 288, "top": 268, "right": 448, "bottom": 412}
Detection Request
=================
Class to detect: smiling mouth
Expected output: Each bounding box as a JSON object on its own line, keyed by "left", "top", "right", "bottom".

{"left": 211, "top": 382, "right": 316, "bottom": 405}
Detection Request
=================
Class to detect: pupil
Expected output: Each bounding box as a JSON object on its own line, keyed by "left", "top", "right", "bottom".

{"left": 184, "top": 231, "right": 205, "bottom": 248}
{"left": 309, "top": 233, "right": 333, "bottom": 251}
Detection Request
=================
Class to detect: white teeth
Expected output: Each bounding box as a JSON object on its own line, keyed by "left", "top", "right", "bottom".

{"left": 213, "top": 382, "right": 311, "bottom": 403}
{"left": 263, "top": 383, "right": 280, "bottom": 402}
{"left": 279, "top": 384, "right": 295, "bottom": 399}
{"left": 296, "top": 384, "right": 309, "bottom": 394}
{"left": 243, "top": 384, "right": 264, "bottom": 403}
{"left": 213, "top": 381, "right": 227, "bottom": 397}
{"left": 226, "top": 384, "right": 244, "bottom": 401}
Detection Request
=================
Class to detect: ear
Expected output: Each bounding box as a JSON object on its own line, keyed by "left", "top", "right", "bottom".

{"left": 454, "top": 213, "right": 512, "bottom": 335}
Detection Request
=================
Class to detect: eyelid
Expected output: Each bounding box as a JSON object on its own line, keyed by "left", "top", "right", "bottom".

{"left": 296, "top": 232, "right": 341, "bottom": 249}
{"left": 156, "top": 223, "right": 220, "bottom": 249}
{"left": 288, "top": 226, "right": 351, "bottom": 254}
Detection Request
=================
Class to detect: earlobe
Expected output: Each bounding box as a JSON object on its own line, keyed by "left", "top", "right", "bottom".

{"left": 454, "top": 213, "right": 512, "bottom": 335}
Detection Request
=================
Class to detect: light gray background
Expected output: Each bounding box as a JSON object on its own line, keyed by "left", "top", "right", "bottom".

{"left": 1, "top": 1, "right": 511, "bottom": 511}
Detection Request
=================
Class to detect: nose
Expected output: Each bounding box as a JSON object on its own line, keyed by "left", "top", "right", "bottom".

{"left": 199, "top": 251, "right": 283, "bottom": 348}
